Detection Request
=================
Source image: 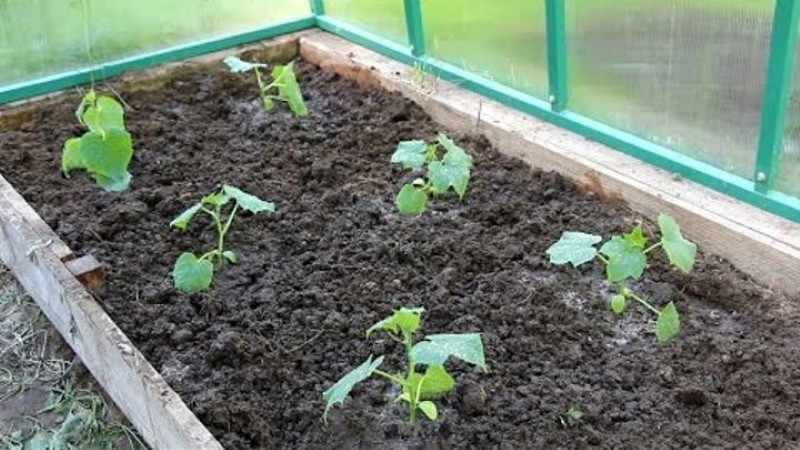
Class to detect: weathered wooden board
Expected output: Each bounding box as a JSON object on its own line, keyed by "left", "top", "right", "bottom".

{"left": 300, "top": 31, "right": 800, "bottom": 297}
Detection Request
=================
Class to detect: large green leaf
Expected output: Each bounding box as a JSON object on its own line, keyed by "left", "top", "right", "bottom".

{"left": 546, "top": 232, "right": 602, "bottom": 266}
{"left": 172, "top": 252, "right": 214, "bottom": 294}
{"left": 429, "top": 135, "right": 473, "bottom": 198}
{"left": 323, "top": 355, "right": 384, "bottom": 424}
{"left": 367, "top": 307, "right": 424, "bottom": 338}
{"left": 655, "top": 302, "right": 680, "bottom": 342}
{"left": 395, "top": 184, "right": 428, "bottom": 215}
{"left": 61, "top": 138, "right": 84, "bottom": 175}
{"left": 411, "top": 333, "right": 486, "bottom": 371}
{"left": 658, "top": 214, "right": 697, "bottom": 273}
{"left": 272, "top": 62, "right": 308, "bottom": 117}
{"left": 599, "top": 236, "right": 647, "bottom": 282}
{"left": 223, "top": 55, "right": 267, "bottom": 73}
{"left": 82, "top": 95, "right": 125, "bottom": 133}
{"left": 170, "top": 204, "right": 203, "bottom": 230}
{"left": 391, "top": 140, "right": 428, "bottom": 169}
{"left": 223, "top": 185, "right": 275, "bottom": 213}
{"left": 78, "top": 129, "right": 133, "bottom": 181}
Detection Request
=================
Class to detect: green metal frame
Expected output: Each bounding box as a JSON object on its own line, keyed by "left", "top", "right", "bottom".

{"left": 1, "top": 1, "right": 799, "bottom": 222}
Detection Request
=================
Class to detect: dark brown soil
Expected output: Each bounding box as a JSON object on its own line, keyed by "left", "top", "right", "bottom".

{"left": 2, "top": 59, "right": 799, "bottom": 450}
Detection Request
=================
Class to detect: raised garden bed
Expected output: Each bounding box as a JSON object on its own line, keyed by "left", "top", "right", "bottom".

{"left": 1, "top": 33, "right": 799, "bottom": 449}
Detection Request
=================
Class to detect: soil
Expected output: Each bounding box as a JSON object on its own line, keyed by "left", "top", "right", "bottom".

{"left": 1, "top": 58, "right": 799, "bottom": 450}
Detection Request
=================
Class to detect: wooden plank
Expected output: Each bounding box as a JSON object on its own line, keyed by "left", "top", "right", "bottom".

{"left": 300, "top": 31, "right": 800, "bottom": 296}
{"left": 64, "top": 254, "right": 106, "bottom": 290}
{"left": 0, "top": 197, "right": 222, "bottom": 449}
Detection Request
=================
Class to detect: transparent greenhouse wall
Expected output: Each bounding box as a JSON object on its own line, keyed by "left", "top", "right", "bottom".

{"left": 567, "top": 1, "right": 774, "bottom": 180}
{"left": 421, "top": 0, "right": 548, "bottom": 98}
{"left": 0, "top": 0, "right": 308, "bottom": 86}
{"left": 324, "top": 0, "right": 407, "bottom": 44}
{"left": 780, "top": 36, "right": 800, "bottom": 197}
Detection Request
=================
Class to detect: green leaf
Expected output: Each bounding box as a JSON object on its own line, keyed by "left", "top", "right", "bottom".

{"left": 418, "top": 401, "right": 438, "bottom": 421}
{"left": 624, "top": 223, "right": 648, "bottom": 248}
{"left": 272, "top": 62, "right": 308, "bottom": 117}
{"left": 223, "top": 185, "right": 275, "bottom": 213}
{"left": 95, "top": 171, "right": 132, "bottom": 192}
{"left": 172, "top": 252, "right": 214, "bottom": 294}
{"left": 411, "top": 333, "right": 486, "bottom": 371}
{"left": 170, "top": 204, "right": 203, "bottom": 230}
{"left": 322, "top": 355, "right": 384, "bottom": 424}
{"left": 367, "top": 307, "right": 424, "bottom": 338}
{"left": 78, "top": 129, "right": 133, "bottom": 182}
{"left": 395, "top": 184, "right": 428, "bottom": 215}
{"left": 222, "top": 250, "right": 238, "bottom": 263}
{"left": 546, "top": 232, "right": 602, "bottom": 266}
{"left": 61, "top": 138, "right": 84, "bottom": 175}
{"left": 223, "top": 55, "right": 267, "bottom": 73}
{"left": 599, "top": 236, "right": 647, "bottom": 282}
{"left": 75, "top": 90, "right": 96, "bottom": 124}
{"left": 610, "top": 294, "right": 626, "bottom": 314}
{"left": 655, "top": 302, "right": 680, "bottom": 342}
{"left": 418, "top": 364, "right": 455, "bottom": 399}
{"left": 428, "top": 136, "right": 473, "bottom": 198}
{"left": 391, "top": 140, "right": 428, "bottom": 169}
{"left": 658, "top": 214, "right": 697, "bottom": 273}
{"left": 201, "top": 191, "right": 231, "bottom": 207}
{"left": 82, "top": 95, "right": 124, "bottom": 133}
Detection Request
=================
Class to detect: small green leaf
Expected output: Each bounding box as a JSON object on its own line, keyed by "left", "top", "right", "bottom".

{"left": 624, "top": 223, "right": 648, "bottom": 248}
{"left": 600, "top": 236, "right": 647, "bottom": 282}
{"left": 395, "top": 184, "right": 428, "bottom": 215}
{"left": 418, "top": 364, "right": 455, "bottom": 399}
{"left": 222, "top": 250, "right": 238, "bottom": 263}
{"left": 418, "top": 401, "right": 438, "bottom": 421}
{"left": 367, "top": 307, "right": 424, "bottom": 338}
{"left": 391, "top": 140, "right": 429, "bottom": 169}
{"left": 201, "top": 191, "right": 231, "bottom": 207}
{"left": 658, "top": 214, "right": 697, "bottom": 273}
{"left": 262, "top": 95, "right": 276, "bottom": 111}
{"left": 223, "top": 55, "right": 267, "bottom": 73}
{"left": 82, "top": 95, "right": 125, "bottom": 133}
{"left": 610, "top": 294, "right": 627, "bottom": 314}
{"left": 411, "top": 333, "right": 486, "bottom": 371}
{"left": 223, "top": 185, "right": 275, "bottom": 213}
{"left": 172, "top": 252, "right": 214, "bottom": 294}
{"left": 546, "top": 232, "right": 602, "bottom": 266}
{"left": 95, "top": 171, "right": 132, "bottom": 192}
{"left": 61, "top": 138, "right": 84, "bottom": 175}
{"left": 170, "top": 204, "right": 203, "bottom": 230}
{"left": 75, "top": 90, "right": 96, "bottom": 124}
{"left": 428, "top": 136, "right": 473, "bottom": 198}
{"left": 272, "top": 62, "right": 308, "bottom": 117}
{"left": 656, "top": 302, "right": 680, "bottom": 342}
{"left": 323, "top": 355, "right": 384, "bottom": 424}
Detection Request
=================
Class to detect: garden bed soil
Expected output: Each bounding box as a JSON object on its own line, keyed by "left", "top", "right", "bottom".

{"left": 1, "top": 58, "right": 799, "bottom": 450}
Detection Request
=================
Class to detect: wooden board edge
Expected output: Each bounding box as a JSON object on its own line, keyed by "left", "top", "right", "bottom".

{"left": 0, "top": 197, "right": 221, "bottom": 449}
{"left": 299, "top": 30, "right": 800, "bottom": 297}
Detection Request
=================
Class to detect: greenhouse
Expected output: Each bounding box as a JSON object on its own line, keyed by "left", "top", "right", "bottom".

{"left": 0, "top": 1, "right": 798, "bottom": 449}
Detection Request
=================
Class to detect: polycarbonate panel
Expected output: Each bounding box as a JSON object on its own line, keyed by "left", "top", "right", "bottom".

{"left": 324, "top": 0, "right": 407, "bottom": 44}
{"left": 778, "top": 39, "right": 800, "bottom": 197}
{"left": 0, "top": 0, "right": 308, "bottom": 87}
{"left": 567, "top": 1, "right": 774, "bottom": 179}
{"left": 422, "top": 0, "right": 547, "bottom": 98}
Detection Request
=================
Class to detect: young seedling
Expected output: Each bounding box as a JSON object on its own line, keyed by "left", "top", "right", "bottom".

{"left": 61, "top": 90, "right": 134, "bottom": 191}
{"left": 560, "top": 406, "right": 583, "bottom": 428}
{"left": 546, "top": 214, "right": 697, "bottom": 342}
{"left": 223, "top": 55, "right": 308, "bottom": 117}
{"left": 170, "top": 184, "right": 274, "bottom": 294}
{"left": 323, "top": 307, "right": 486, "bottom": 425}
{"left": 390, "top": 133, "right": 473, "bottom": 215}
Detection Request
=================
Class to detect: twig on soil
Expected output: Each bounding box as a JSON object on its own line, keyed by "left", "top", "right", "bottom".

{"left": 285, "top": 329, "right": 325, "bottom": 354}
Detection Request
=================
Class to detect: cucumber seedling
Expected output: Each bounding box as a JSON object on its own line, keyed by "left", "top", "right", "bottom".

{"left": 224, "top": 56, "right": 308, "bottom": 117}
{"left": 62, "top": 90, "right": 134, "bottom": 191}
{"left": 546, "top": 214, "right": 697, "bottom": 342}
{"left": 323, "top": 307, "right": 486, "bottom": 425}
{"left": 170, "top": 185, "right": 274, "bottom": 294}
{"left": 390, "top": 133, "right": 474, "bottom": 215}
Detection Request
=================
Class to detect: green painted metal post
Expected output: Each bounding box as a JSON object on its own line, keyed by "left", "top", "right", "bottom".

{"left": 403, "top": 0, "right": 426, "bottom": 57}
{"left": 309, "top": 0, "right": 325, "bottom": 16}
{"left": 545, "top": 0, "right": 568, "bottom": 112}
{"left": 755, "top": 0, "right": 800, "bottom": 192}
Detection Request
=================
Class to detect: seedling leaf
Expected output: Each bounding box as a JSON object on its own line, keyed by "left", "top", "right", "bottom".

{"left": 62, "top": 138, "right": 84, "bottom": 175}
{"left": 83, "top": 96, "right": 124, "bottom": 133}
{"left": 391, "top": 140, "right": 429, "bottom": 169}
{"left": 272, "top": 62, "right": 308, "bottom": 117}
{"left": 170, "top": 204, "right": 203, "bottom": 230}
{"left": 222, "top": 250, "right": 238, "bottom": 264}
{"left": 655, "top": 302, "right": 680, "bottom": 342}
{"left": 599, "top": 236, "right": 647, "bottom": 282}
{"left": 411, "top": 333, "right": 486, "bottom": 371}
{"left": 624, "top": 223, "right": 648, "bottom": 248}
{"left": 546, "top": 232, "right": 602, "bottom": 266}
{"left": 172, "top": 252, "right": 213, "bottom": 294}
{"left": 395, "top": 184, "right": 428, "bottom": 215}
{"left": 418, "top": 401, "right": 438, "bottom": 421}
{"left": 323, "top": 355, "right": 384, "bottom": 424}
{"left": 658, "top": 214, "right": 697, "bottom": 273}
{"left": 95, "top": 171, "right": 132, "bottom": 192}
{"left": 610, "top": 294, "right": 626, "bottom": 314}
{"left": 429, "top": 135, "right": 473, "bottom": 197}
{"left": 223, "top": 55, "right": 267, "bottom": 73}
{"left": 223, "top": 185, "right": 275, "bottom": 213}
{"left": 367, "top": 307, "right": 424, "bottom": 338}
{"left": 418, "top": 364, "right": 455, "bottom": 399}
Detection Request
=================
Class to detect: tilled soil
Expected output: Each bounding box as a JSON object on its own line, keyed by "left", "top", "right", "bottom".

{"left": 1, "top": 58, "right": 799, "bottom": 450}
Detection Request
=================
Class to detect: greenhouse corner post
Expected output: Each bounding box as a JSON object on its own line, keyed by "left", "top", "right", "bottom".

{"left": 545, "top": 0, "right": 568, "bottom": 113}
{"left": 309, "top": 0, "right": 325, "bottom": 15}
{"left": 403, "top": 0, "right": 426, "bottom": 57}
{"left": 755, "top": 0, "right": 800, "bottom": 193}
